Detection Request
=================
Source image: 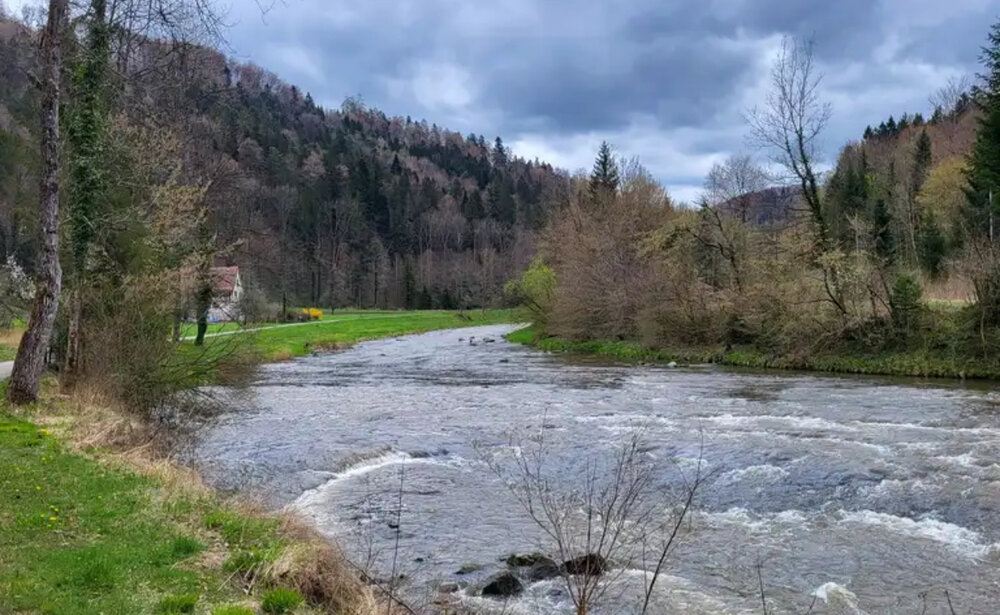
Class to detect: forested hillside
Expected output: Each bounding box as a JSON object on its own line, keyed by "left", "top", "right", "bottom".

{"left": 0, "top": 14, "right": 568, "bottom": 311}
{"left": 514, "top": 27, "right": 1000, "bottom": 380}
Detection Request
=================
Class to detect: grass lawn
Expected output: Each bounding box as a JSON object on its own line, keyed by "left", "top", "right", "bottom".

{"left": 0, "top": 406, "right": 323, "bottom": 615}
{"left": 187, "top": 309, "right": 520, "bottom": 363}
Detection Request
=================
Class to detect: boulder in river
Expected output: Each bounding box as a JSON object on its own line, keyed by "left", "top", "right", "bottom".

{"left": 481, "top": 571, "right": 524, "bottom": 597}
{"left": 456, "top": 563, "right": 483, "bottom": 575}
{"left": 560, "top": 553, "right": 608, "bottom": 576}
{"left": 504, "top": 552, "right": 548, "bottom": 567}
{"left": 527, "top": 557, "right": 560, "bottom": 581}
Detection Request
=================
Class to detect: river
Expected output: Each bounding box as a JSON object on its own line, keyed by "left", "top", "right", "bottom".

{"left": 192, "top": 324, "right": 1000, "bottom": 614}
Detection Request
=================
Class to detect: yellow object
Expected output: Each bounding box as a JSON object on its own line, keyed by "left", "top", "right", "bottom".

{"left": 300, "top": 307, "right": 323, "bottom": 320}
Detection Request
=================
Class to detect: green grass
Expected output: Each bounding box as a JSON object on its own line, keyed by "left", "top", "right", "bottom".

{"left": 0, "top": 411, "right": 320, "bottom": 614}
{"left": 188, "top": 309, "right": 521, "bottom": 363}
{"left": 261, "top": 588, "right": 303, "bottom": 614}
{"left": 508, "top": 324, "right": 1000, "bottom": 381}
{"left": 0, "top": 345, "right": 14, "bottom": 361}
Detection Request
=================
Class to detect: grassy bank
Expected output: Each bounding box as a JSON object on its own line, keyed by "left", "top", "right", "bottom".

{"left": 189, "top": 309, "right": 520, "bottom": 363}
{"left": 506, "top": 325, "right": 1000, "bottom": 380}
{"left": 1, "top": 311, "right": 522, "bottom": 614}
{"left": 0, "top": 390, "right": 373, "bottom": 615}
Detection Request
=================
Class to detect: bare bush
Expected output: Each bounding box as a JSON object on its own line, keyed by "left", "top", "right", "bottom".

{"left": 544, "top": 160, "right": 670, "bottom": 341}
{"left": 481, "top": 430, "right": 702, "bottom": 615}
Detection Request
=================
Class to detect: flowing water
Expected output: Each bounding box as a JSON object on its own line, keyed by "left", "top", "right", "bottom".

{"left": 193, "top": 325, "right": 1000, "bottom": 614}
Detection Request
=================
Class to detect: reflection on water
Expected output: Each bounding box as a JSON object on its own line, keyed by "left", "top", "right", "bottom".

{"left": 193, "top": 325, "right": 1000, "bottom": 614}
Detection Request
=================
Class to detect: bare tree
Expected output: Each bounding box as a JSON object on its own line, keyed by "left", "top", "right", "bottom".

{"left": 483, "top": 430, "right": 701, "bottom": 615}
{"left": 929, "top": 75, "right": 973, "bottom": 117}
{"left": 746, "top": 37, "right": 848, "bottom": 315}
{"left": 692, "top": 155, "right": 772, "bottom": 293}
{"left": 8, "top": 0, "right": 69, "bottom": 405}
{"left": 746, "top": 36, "right": 832, "bottom": 251}
{"left": 704, "top": 154, "right": 772, "bottom": 224}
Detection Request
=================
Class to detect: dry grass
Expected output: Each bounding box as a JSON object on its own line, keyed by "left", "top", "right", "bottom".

{"left": 269, "top": 517, "right": 377, "bottom": 615}
{"left": 924, "top": 275, "right": 974, "bottom": 304}
{"left": 0, "top": 326, "right": 22, "bottom": 347}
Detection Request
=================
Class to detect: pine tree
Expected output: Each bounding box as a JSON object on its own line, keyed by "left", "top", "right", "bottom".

{"left": 863, "top": 126, "right": 874, "bottom": 140}
{"left": 872, "top": 197, "right": 895, "bottom": 262}
{"left": 492, "top": 136, "right": 508, "bottom": 168}
{"left": 588, "top": 141, "right": 619, "bottom": 203}
{"left": 886, "top": 115, "right": 898, "bottom": 135}
{"left": 966, "top": 19, "right": 1000, "bottom": 240}
{"left": 918, "top": 213, "right": 947, "bottom": 277}
{"left": 912, "top": 130, "right": 933, "bottom": 192}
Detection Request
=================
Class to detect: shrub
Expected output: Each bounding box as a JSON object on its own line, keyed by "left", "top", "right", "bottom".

{"left": 504, "top": 257, "right": 556, "bottom": 321}
{"left": 170, "top": 536, "right": 205, "bottom": 559}
{"left": 157, "top": 593, "right": 198, "bottom": 614}
{"left": 261, "top": 588, "right": 303, "bottom": 614}
{"left": 299, "top": 307, "right": 323, "bottom": 321}
{"left": 890, "top": 272, "right": 924, "bottom": 333}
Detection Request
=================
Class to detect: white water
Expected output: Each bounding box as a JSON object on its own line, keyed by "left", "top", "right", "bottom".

{"left": 194, "top": 325, "right": 1000, "bottom": 614}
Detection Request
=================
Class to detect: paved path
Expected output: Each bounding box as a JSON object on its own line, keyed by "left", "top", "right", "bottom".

{"left": 0, "top": 361, "right": 12, "bottom": 381}
{"left": 181, "top": 313, "right": 416, "bottom": 341}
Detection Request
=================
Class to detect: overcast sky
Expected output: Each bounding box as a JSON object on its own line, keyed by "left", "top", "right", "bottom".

{"left": 5, "top": 0, "right": 996, "bottom": 202}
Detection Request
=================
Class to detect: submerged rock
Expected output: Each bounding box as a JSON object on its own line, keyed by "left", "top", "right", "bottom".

{"left": 505, "top": 552, "right": 554, "bottom": 567}
{"left": 560, "top": 554, "right": 608, "bottom": 576}
{"left": 527, "top": 557, "right": 560, "bottom": 581}
{"left": 455, "top": 563, "right": 483, "bottom": 575}
{"left": 481, "top": 571, "right": 524, "bottom": 597}
{"left": 438, "top": 581, "right": 464, "bottom": 593}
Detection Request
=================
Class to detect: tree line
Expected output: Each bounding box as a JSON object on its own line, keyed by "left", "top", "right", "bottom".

{"left": 514, "top": 23, "right": 1000, "bottom": 372}
{"left": 0, "top": 0, "right": 567, "bottom": 404}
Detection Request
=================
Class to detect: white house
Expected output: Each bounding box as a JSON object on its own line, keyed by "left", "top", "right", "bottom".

{"left": 206, "top": 266, "right": 244, "bottom": 322}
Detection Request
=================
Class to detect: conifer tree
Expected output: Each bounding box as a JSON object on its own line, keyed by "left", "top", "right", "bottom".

{"left": 912, "top": 130, "right": 933, "bottom": 193}
{"left": 966, "top": 19, "right": 1000, "bottom": 240}
{"left": 588, "top": 141, "right": 619, "bottom": 203}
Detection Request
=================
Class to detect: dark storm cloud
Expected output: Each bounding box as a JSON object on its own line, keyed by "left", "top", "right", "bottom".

{"left": 220, "top": 0, "right": 990, "bottom": 202}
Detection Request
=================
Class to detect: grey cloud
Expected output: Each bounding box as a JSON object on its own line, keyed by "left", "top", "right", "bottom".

{"left": 225, "top": 0, "right": 989, "bottom": 194}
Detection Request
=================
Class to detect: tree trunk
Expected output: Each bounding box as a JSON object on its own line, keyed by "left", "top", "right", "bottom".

{"left": 62, "top": 288, "right": 82, "bottom": 388}
{"left": 195, "top": 280, "right": 212, "bottom": 346}
{"left": 7, "top": 0, "right": 68, "bottom": 405}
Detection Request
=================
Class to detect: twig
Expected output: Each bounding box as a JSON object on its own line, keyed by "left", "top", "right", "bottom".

{"left": 386, "top": 459, "right": 405, "bottom": 615}
{"left": 756, "top": 555, "right": 768, "bottom": 615}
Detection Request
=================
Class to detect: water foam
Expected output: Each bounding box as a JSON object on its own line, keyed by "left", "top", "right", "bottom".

{"left": 813, "top": 582, "right": 867, "bottom": 615}
{"left": 837, "top": 510, "right": 997, "bottom": 559}
{"left": 717, "top": 464, "right": 789, "bottom": 485}
{"left": 291, "top": 450, "right": 460, "bottom": 511}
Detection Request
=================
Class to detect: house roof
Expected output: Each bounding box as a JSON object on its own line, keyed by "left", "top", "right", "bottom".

{"left": 210, "top": 266, "right": 240, "bottom": 294}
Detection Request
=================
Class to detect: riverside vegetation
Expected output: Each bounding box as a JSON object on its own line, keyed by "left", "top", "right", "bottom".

{"left": 0, "top": 0, "right": 530, "bottom": 611}
{"left": 3, "top": 0, "right": 1000, "bottom": 613}
{"left": 1, "top": 309, "right": 518, "bottom": 615}
{"left": 506, "top": 25, "right": 1000, "bottom": 382}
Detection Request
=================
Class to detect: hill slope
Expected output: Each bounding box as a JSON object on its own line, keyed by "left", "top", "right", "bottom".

{"left": 0, "top": 18, "right": 569, "bottom": 310}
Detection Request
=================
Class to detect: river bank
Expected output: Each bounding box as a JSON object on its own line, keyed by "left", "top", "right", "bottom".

{"left": 193, "top": 323, "right": 1000, "bottom": 614}
{"left": 0, "top": 386, "right": 372, "bottom": 615}
{"left": 0, "top": 311, "right": 521, "bottom": 615}
{"left": 505, "top": 325, "right": 1000, "bottom": 381}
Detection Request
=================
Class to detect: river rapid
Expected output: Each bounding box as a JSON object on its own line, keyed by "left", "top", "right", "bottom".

{"left": 192, "top": 324, "right": 1000, "bottom": 614}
